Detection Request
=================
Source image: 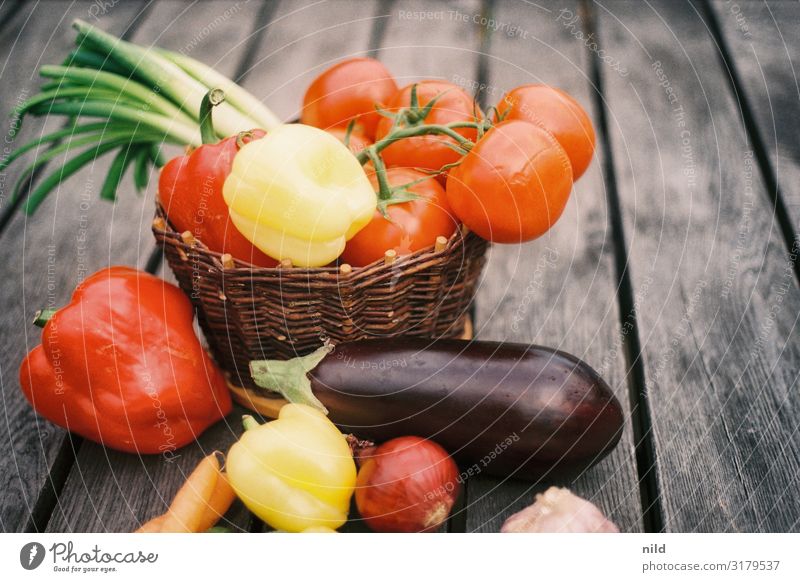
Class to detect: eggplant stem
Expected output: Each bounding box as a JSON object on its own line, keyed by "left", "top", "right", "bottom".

{"left": 249, "top": 343, "right": 333, "bottom": 414}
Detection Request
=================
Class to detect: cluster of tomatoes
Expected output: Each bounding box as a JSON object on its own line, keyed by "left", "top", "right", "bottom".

{"left": 301, "top": 57, "right": 596, "bottom": 266}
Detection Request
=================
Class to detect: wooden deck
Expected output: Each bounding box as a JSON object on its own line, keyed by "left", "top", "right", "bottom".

{"left": 0, "top": 0, "right": 798, "bottom": 533}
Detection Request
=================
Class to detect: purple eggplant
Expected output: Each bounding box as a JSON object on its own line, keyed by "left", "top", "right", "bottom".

{"left": 250, "top": 338, "right": 623, "bottom": 481}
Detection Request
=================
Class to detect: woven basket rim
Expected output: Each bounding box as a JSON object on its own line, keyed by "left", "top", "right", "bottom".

{"left": 153, "top": 202, "right": 477, "bottom": 275}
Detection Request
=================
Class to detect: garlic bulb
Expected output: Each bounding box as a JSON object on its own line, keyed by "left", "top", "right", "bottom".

{"left": 500, "top": 487, "right": 619, "bottom": 533}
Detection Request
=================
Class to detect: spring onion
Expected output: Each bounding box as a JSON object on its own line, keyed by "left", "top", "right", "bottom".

{"left": 6, "top": 18, "right": 280, "bottom": 213}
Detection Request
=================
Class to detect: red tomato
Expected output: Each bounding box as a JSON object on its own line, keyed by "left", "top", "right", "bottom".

{"left": 496, "top": 84, "right": 595, "bottom": 180}
{"left": 341, "top": 168, "right": 458, "bottom": 266}
{"left": 446, "top": 120, "right": 573, "bottom": 243}
{"left": 374, "top": 81, "right": 481, "bottom": 174}
{"left": 302, "top": 58, "right": 398, "bottom": 139}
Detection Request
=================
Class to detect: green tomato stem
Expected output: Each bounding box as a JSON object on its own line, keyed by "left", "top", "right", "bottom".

{"left": 364, "top": 149, "right": 393, "bottom": 202}
{"left": 357, "top": 122, "right": 475, "bottom": 166}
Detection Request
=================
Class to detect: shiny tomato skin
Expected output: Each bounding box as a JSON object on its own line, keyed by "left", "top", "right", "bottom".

{"left": 341, "top": 168, "right": 458, "bottom": 267}
{"left": 374, "top": 81, "right": 481, "bottom": 174}
{"left": 496, "top": 84, "right": 595, "bottom": 180}
{"left": 446, "top": 120, "right": 573, "bottom": 243}
{"left": 302, "top": 58, "right": 398, "bottom": 140}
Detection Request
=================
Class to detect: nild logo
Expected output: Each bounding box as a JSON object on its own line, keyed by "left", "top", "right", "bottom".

{"left": 20, "top": 542, "right": 46, "bottom": 570}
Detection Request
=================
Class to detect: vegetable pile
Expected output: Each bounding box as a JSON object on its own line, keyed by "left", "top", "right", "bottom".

{"left": 8, "top": 20, "right": 594, "bottom": 266}
{"left": 13, "top": 21, "right": 623, "bottom": 534}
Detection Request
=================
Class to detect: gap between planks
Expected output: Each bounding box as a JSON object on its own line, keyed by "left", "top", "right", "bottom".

{"left": 21, "top": 2, "right": 155, "bottom": 532}
{"left": 581, "top": 0, "right": 665, "bottom": 533}
{"left": 699, "top": 0, "right": 799, "bottom": 285}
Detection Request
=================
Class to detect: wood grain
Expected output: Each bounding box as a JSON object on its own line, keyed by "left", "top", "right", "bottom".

{"left": 44, "top": 0, "right": 269, "bottom": 533}
{"left": 240, "top": 0, "right": 381, "bottom": 122}
{"left": 464, "top": 0, "right": 643, "bottom": 533}
{"left": 597, "top": 0, "right": 800, "bottom": 532}
{"left": 0, "top": 0, "right": 150, "bottom": 533}
{"left": 4, "top": 0, "right": 798, "bottom": 535}
{"left": 708, "top": 0, "right": 800, "bottom": 255}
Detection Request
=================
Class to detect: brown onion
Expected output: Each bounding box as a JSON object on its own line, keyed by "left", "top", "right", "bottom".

{"left": 355, "top": 436, "right": 460, "bottom": 532}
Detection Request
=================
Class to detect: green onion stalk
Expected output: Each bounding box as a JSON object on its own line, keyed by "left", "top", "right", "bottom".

{"left": 5, "top": 19, "right": 280, "bottom": 214}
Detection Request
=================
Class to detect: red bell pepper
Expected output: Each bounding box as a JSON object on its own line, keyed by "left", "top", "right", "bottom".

{"left": 158, "top": 129, "right": 277, "bottom": 267}
{"left": 19, "top": 267, "right": 232, "bottom": 454}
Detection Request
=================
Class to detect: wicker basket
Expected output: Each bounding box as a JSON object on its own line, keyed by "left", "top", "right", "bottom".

{"left": 152, "top": 204, "right": 488, "bottom": 391}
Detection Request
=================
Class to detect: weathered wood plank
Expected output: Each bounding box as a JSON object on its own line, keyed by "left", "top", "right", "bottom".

{"left": 598, "top": 0, "right": 800, "bottom": 532}
{"left": 240, "top": 0, "right": 380, "bottom": 123}
{"left": 464, "top": 0, "right": 643, "bottom": 533}
{"left": 709, "top": 0, "right": 800, "bottom": 256}
{"left": 378, "top": 0, "right": 483, "bottom": 83}
{"left": 45, "top": 0, "right": 270, "bottom": 533}
{"left": 0, "top": 0, "right": 150, "bottom": 533}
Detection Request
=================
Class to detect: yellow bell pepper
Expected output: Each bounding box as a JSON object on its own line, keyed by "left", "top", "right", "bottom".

{"left": 222, "top": 124, "right": 376, "bottom": 267}
{"left": 226, "top": 404, "right": 357, "bottom": 532}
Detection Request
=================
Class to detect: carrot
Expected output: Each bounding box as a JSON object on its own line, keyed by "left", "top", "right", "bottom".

{"left": 135, "top": 514, "right": 167, "bottom": 533}
{"left": 135, "top": 452, "right": 236, "bottom": 533}
{"left": 196, "top": 472, "right": 236, "bottom": 531}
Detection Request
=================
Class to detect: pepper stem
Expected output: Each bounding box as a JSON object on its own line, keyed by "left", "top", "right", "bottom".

{"left": 33, "top": 308, "right": 57, "bottom": 327}
{"left": 199, "top": 88, "right": 226, "bottom": 145}
{"left": 249, "top": 343, "right": 333, "bottom": 414}
{"left": 242, "top": 415, "right": 260, "bottom": 431}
